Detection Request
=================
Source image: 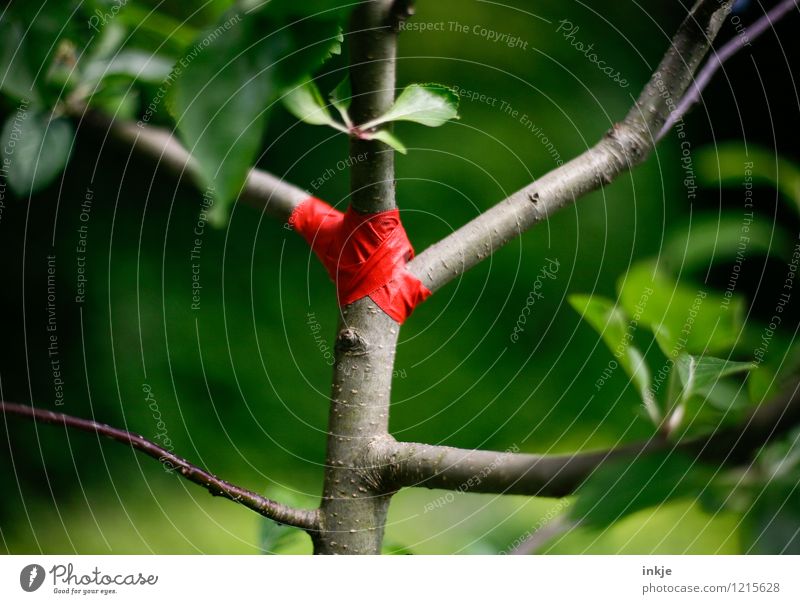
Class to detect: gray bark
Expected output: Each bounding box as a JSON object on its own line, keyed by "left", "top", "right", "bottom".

{"left": 313, "top": 0, "right": 401, "bottom": 555}
{"left": 347, "top": 0, "right": 398, "bottom": 214}
{"left": 379, "top": 375, "right": 800, "bottom": 498}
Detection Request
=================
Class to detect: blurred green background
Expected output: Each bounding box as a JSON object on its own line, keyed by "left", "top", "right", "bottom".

{"left": 1, "top": 0, "right": 798, "bottom": 554}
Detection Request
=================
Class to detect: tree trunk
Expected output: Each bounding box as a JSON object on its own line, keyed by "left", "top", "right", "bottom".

{"left": 313, "top": 0, "right": 399, "bottom": 555}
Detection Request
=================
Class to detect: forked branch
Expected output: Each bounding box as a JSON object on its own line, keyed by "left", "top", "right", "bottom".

{"left": 0, "top": 402, "right": 319, "bottom": 531}
{"left": 378, "top": 376, "right": 800, "bottom": 497}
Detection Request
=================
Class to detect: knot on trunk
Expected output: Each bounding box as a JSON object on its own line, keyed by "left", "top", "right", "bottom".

{"left": 335, "top": 327, "right": 369, "bottom": 356}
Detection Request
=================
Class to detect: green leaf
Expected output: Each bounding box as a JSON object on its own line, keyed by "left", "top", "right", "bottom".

{"left": 329, "top": 76, "right": 352, "bottom": 125}
{"left": 282, "top": 79, "right": 341, "bottom": 128}
{"left": 87, "top": 22, "right": 128, "bottom": 62}
{"left": 361, "top": 83, "right": 459, "bottom": 129}
{"left": 700, "top": 378, "right": 752, "bottom": 413}
{"left": 662, "top": 213, "right": 791, "bottom": 274}
{"left": 569, "top": 295, "right": 659, "bottom": 424}
{"left": 667, "top": 354, "right": 755, "bottom": 435}
{"left": 113, "top": 4, "right": 200, "bottom": 51}
{"left": 368, "top": 130, "right": 407, "bottom": 154}
{"left": 82, "top": 50, "right": 174, "bottom": 85}
{"left": 617, "top": 260, "right": 744, "bottom": 357}
{"left": 697, "top": 142, "right": 800, "bottom": 214}
{"left": 0, "top": 20, "right": 39, "bottom": 103}
{"left": 171, "top": 9, "right": 347, "bottom": 224}
{"left": 675, "top": 354, "right": 755, "bottom": 402}
{"left": 1, "top": 110, "right": 73, "bottom": 196}
{"left": 569, "top": 452, "right": 712, "bottom": 529}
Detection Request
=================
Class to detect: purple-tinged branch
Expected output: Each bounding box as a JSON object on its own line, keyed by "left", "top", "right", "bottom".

{"left": 0, "top": 402, "right": 319, "bottom": 531}
{"left": 659, "top": 0, "right": 798, "bottom": 138}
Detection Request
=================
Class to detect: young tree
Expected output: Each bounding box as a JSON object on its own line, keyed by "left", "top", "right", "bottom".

{"left": 2, "top": 0, "right": 799, "bottom": 554}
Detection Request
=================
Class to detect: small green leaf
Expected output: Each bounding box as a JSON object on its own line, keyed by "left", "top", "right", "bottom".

{"left": 329, "top": 76, "right": 352, "bottom": 125}
{"left": 2, "top": 110, "right": 73, "bottom": 196}
{"left": 675, "top": 354, "right": 756, "bottom": 402}
{"left": 86, "top": 22, "right": 127, "bottom": 62}
{"left": 662, "top": 213, "right": 791, "bottom": 274}
{"left": 114, "top": 4, "right": 200, "bottom": 50}
{"left": 569, "top": 452, "right": 712, "bottom": 529}
{"left": 82, "top": 51, "right": 174, "bottom": 85}
{"left": 697, "top": 143, "right": 800, "bottom": 214}
{"left": 569, "top": 295, "right": 659, "bottom": 424}
{"left": 361, "top": 83, "right": 459, "bottom": 129}
{"left": 668, "top": 354, "right": 755, "bottom": 435}
{"left": 171, "top": 9, "right": 347, "bottom": 225}
{"left": 0, "top": 20, "right": 39, "bottom": 103}
{"left": 368, "top": 130, "right": 407, "bottom": 154}
{"left": 617, "top": 260, "right": 744, "bottom": 357}
{"left": 282, "top": 79, "right": 341, "bottom": 129}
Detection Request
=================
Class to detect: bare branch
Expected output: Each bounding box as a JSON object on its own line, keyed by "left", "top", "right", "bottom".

{"left": 659, "top": 0, "right": 798, "bottom": 138}
{"left": 382, "top": 438, "right": 650, "bottom": 497}
{"left": 378, "top": 376, "right": 800, "bottom": 497}
{"left": 74, "top": 108, "right": 308, "bottom": 220}
{"left": 1, "top": 402, "right": 320, "bottom": 532}
{"left": 407, "top": 0, "right": 733, "bottom": 293}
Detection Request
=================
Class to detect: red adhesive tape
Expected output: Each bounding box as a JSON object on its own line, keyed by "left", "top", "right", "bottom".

{"left": 289, "top": 197, "right": 431, "bottom": 323}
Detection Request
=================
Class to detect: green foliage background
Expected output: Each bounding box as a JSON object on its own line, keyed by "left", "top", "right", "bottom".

{"left": 0, "top": 0, "right": 798, "bottom": 554}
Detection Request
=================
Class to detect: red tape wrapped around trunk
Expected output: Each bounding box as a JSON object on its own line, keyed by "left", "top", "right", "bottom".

{"left": 288, "top": 197, "right": 431, "bottom": 324}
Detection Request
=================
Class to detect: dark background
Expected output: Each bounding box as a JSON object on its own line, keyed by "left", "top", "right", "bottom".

{"left": 0, "top": 0, "right": 798, "bottom": 553}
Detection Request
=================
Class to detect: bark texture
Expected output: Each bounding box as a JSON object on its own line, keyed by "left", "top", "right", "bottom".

{"left": 313, "top": 0, "right": 401, "bottom": 555}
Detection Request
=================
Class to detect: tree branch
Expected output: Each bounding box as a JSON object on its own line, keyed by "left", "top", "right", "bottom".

{"left": 0, "top": 401, "right": 320, "bottom": 532}
{"left": 377, "top": 375, "right": 800, "bottom": 498}
{"left": 659, "top": 0, "right": 798, "bottom": 138}
{"left": 73, "top": 107, "right": 308, "bottom": 220}
{"left": 407, "top": 0, "right": 733, "bottom": 293}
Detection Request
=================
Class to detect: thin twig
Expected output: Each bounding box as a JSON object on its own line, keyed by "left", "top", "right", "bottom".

{"left": 659, "top": 0, "right": 798, "bottom": 138}
{"left": 0, "top": 402, "right": 320, "bottom": 531}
